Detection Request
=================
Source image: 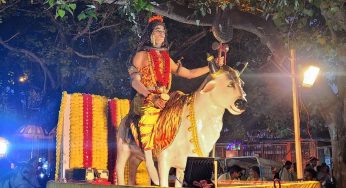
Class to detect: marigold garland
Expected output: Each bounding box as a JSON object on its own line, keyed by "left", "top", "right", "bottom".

{"left": 188, "top": 94, "right": 203, "bottom": 157}
{"left": 136, "top": 161, "right": 150, "bottom": 185}
{"left": 115, "top": 99, "right": 122, "bottom": 128}
{"left": 70, "top": 93, "right": 84, "bottom": 168}
{"left": 55, "top": 93, "right": 150, "bottom": 184}
{"left": 92, "top": 95, "right": 108, "bottom": 170}
{"left": 148, "top": 49, "right": 171, "bottom": 88}
{"left": 83, "top": 94, "right": 93, "bottom": 168}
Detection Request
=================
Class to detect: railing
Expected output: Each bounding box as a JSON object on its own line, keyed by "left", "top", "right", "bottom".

{"left": 215, "top": 140, "right": 319, "bottom": 166}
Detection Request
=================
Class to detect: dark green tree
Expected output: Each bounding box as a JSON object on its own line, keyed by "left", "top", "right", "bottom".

{"left": 1, "top": 0, "right": 345, "bottom": 185}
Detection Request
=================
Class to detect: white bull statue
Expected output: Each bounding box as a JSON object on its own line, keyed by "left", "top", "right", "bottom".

{"left": 116, "top": 65, "right": 247, "bottom": 187}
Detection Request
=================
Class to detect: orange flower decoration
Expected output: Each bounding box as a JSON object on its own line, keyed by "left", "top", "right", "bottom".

{"left": 148, "top": 15, "right": 163, "bottom": 23}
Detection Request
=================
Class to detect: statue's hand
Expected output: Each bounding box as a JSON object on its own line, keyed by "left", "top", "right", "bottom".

{"left": 153, "top": 95, "right": 167, "bottom": 109}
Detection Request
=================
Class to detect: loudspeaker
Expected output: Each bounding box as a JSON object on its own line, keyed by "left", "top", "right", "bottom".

{"left": 183, "top": 157, "right": 223, "bottom": 187}
{"left": 71, "top": 168, "right": 95, "bottom": 181}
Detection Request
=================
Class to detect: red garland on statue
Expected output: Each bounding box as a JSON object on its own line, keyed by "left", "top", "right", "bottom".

{"left": 148, "top": 49, "right": 170, "bottom": 87}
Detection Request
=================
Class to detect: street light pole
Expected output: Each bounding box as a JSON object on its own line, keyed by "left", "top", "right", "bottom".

{"left": 290, "top": 49, "right": 303, "bottom": 180}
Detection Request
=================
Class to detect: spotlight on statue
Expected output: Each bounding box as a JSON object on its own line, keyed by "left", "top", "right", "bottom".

{"left": 302, "top": 66, "right": 320, "bottom": 88}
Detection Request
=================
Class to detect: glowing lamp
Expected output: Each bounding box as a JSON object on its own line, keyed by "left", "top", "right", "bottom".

{"left": 302, "top": 66, "right": 320, "bottom": 87}
{"left": 19, "top": 74, "right": 28, "bottom": 83}
{"left": 0, "top": 139, "right": 9, "bottom": 157}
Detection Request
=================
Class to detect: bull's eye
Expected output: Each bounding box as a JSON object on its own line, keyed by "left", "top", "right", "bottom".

{"left": 227, "top": 82, "right": 235, "bottom": 88}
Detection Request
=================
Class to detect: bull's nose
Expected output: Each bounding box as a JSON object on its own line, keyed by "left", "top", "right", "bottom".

{"left": 234, "top": 99, "right": 247, "bottom": 110}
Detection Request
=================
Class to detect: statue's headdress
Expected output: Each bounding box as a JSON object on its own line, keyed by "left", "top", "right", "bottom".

{"left": 148, "top": 15, "right": 163, "bottom": 23}
{"left": 136, "top": 15, "right": 168, "bottom": 51}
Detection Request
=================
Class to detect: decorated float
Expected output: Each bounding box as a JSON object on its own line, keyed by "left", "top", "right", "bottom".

{"left": 53, "top": 92, "right": 150, "bottom": 186}
{"left": 49, "top": 91, "right": 321, "bottom": 187}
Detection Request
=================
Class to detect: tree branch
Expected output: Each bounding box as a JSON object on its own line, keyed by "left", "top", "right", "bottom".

{"left": 173, "top": 29, "right": 208, "bottom": 58}
{"left": 4, "top": 32, "right": 20, "bottom": 42}
{"left": 0, "top": 0, "right": 19, "bottom": 13}
{"left": 89, "top": 23, "right": 120, "bottom": 35}
{"left": 0, "top": 36, "right": 56, "bottom": 91}
{"left": 72, "top": 17, "right": 94, "bottom": 41}
{"left": 149, "top": 1, "right": 288, "bottom": 72}
{"left": 72, "top": 48, "right": 101, "bottom": 59}
{"left": 56, "top": 47, "right": 102, "bottom": 59}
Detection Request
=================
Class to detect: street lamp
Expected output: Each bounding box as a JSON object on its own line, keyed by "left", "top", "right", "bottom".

{"left": 302, "top": 66, "right": 320, "bottom": 88}
{"left": 290, "top": 49, "right": 320, "bottom": 180}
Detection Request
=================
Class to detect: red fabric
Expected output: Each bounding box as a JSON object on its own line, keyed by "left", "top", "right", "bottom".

{"left": 83, "top": 94, "right": 93, "bottom": 168}
{"left": 91, "top": 178, "right": 111, "bottom": 185}
{"left": 108, "top": 99, "right": 117, "bottom": 183}
{"left": 109, "top": 100, "right": 117, "bottom": 127}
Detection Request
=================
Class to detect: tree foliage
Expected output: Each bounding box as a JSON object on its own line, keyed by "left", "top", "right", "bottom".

{"left": 0, "top": 0, "right": 344, "bottom": 141}
{"left": 1, "top": 0, "right": 345, "bottom": 184}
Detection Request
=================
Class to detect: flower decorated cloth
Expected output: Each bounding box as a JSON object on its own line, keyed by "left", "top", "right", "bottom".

{"left": 56, "top": 93, "right": 150, "bottom": 185}
{"left": 55, "top": 92, "right": 108, "bottom": 180}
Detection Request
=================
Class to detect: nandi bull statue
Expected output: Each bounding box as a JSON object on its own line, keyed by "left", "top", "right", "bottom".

{"left": 116, "top": 61, "right": 247, "bottom": 187}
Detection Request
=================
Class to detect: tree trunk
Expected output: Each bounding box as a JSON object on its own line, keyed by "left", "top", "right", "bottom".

{"left": 330, "top": 137, "right": 346, "bottom": 187}
{"left": 328, "top": 105, "right": 346, "bottom": 187}
{"left": 327, "top": 104, "right": 346, "bottom": 187}
{"left": 324, "top": 61, "right": 346, "bottom": 187}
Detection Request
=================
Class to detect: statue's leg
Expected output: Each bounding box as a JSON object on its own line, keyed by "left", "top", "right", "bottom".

{"left": 128, "top": 156, "right": 142, "bottom": 185}
{"left": 116, "top": 138, "right": 130, "bottom": 185}
{"left": 158, "top": 156, "right": 170, "bottom": 187}
{"left": 144, "top": 150, "right": 159, "bottom": 185}
{"left": 175, "top": 168, "right": 185, "bottom": 187}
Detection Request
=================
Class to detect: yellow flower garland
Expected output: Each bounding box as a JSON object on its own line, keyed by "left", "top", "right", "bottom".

{"left": 188, "top": 94, "right": 203, "bottom": 157}
{"left": 55, "top": 93, "right": 149, "bottom": 184}
{"left": 70, "top": 93, "right": 84, "bottom": 168}
{"left": 115, "top": 99, "right": 121, "bottom": 128}
{"left": 92, "top": 95, "right": 108, "bottom": 170}
{"left": 55, "top": 92, "right": 68, "bottom": 180}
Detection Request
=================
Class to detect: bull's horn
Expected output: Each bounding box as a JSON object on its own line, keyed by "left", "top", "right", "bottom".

{"left": 239, "top": 62, "right": 248, "bottom": 75}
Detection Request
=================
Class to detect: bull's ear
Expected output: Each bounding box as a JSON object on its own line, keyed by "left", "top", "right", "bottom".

{"left": 200, "top": 80, "right": 216, "bottom": 94}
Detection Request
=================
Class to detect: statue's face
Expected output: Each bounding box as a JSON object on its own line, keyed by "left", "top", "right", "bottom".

{"left": 151, "top": 25, "right": 166, "bottom": 47}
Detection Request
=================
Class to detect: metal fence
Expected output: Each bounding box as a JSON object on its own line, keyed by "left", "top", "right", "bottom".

{"left": 215, "top": 139, "right": 327, "bottom": 166}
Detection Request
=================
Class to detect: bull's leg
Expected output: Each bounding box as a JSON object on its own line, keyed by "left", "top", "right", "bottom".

{"left": 144, "top": 150, "right": 159, "bottom": 185}
{"left": 175, "top": 168, "right": 185, "bottom": 187}
{"left": 116, "top": 138, "right": 130, "bottom": 185}
{"left": 158, "top": 158, "right": 170, "bottom": 187}
{"left": 128, "top": 156, "right": 142, "bottom": 185}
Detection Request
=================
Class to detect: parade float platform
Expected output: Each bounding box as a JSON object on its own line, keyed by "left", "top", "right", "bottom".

{"left": 47, "top": 181, "right": 320, "bottom": 188}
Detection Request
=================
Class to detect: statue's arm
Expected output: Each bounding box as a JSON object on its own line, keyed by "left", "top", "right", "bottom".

{"left": 129, "top": 51, "right": 151, "bottom": 97}
{"left": 170, "top": 58, "right": 209, "bottom": 79}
